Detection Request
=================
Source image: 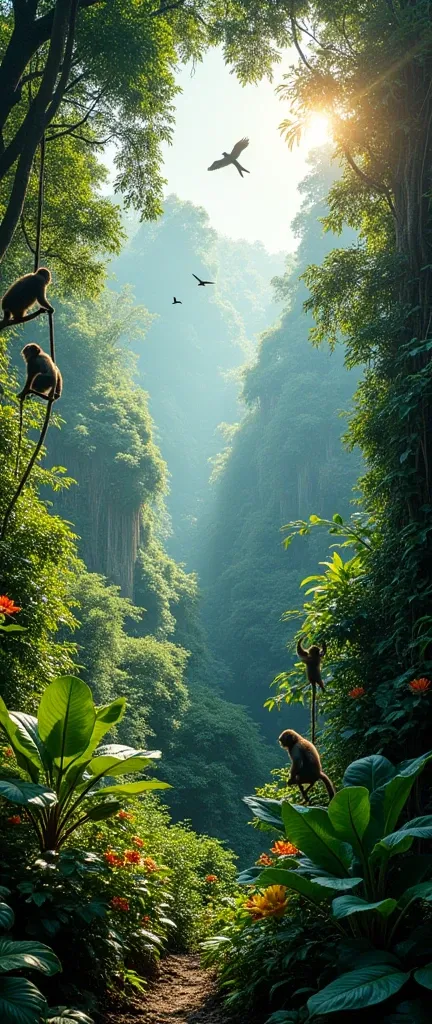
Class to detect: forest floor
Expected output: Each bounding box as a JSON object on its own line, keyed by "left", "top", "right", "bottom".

{"left": 101, "top": 953, "right": 253, "bottom": 1024}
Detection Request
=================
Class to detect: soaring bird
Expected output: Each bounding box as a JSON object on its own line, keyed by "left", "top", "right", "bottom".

{"left": 208, "top": 138, "right": 250, "bottom": 177}
{"left": 192, "top": 274, "right": 214, "bottom": 287}
{"left": 173, "top": 296, "right": 182, "bottom": 304}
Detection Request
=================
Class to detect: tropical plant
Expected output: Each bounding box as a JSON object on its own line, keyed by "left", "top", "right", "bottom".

{"left": 0, "top": 883, "right": 92, "bottom": 1024}
{"left": 244, "top": 750, "right": 432, "bottom": 1018}
{"left": 0, "top": 676, "right": 169, "bottom": 852}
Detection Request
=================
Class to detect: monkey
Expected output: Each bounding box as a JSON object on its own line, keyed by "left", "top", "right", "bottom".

{"left": 1, "top": 267, "right": 53, "bottom": 325}
{"left": 15, "top": 344, "right": 62, "bottom": 477}
{"left": 296, "top": 636, "right": 327, "bottom": 744}
{"left": 279, "top": 729, "right": 335, "bottom": 804}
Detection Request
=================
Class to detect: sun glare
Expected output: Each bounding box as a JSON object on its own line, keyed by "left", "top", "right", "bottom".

{"left": 304, "top": 112, "right": 331, "bottom": 148}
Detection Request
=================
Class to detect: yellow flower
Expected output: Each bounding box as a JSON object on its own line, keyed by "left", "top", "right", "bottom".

{"left": 245, "top": 884, "right": 288, "bottom": 920}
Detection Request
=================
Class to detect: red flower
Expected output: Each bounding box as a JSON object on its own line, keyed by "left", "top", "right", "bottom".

{"left": 124, "top": 849, "right": 141, "bottom": 864}
{"left": 132, "top": 836, "right": 145, "bottom": 848}
{"left": 271, "top": 840, "right": 300, "bottom": 857}
{"left": 141, "top": 915, "right": 151, "bottom": 924}
{"left": 205, "top": 874, "right": 218, "bottom": 883}
{"left": 408, "top": 677, "right": 432, "bottom": 694}
{"left": 256, "top": 854, "right": 273, "bottom": 866}
{"left": 3, "top": 747, "right": 14, "bottom": 757}
{"left": 110, "top": 896, "right": 129, "bottom": 912}
{"left": 103, "top": 850, "right": 125, "bottom": 868}
{"left": 142, "top": 857, "right": 158, "bottom": 873}
{"left": 117, "top": 810, "right": 134, "bottom": 821}
{"left": 7, "top": 815, "right": 21, "bottom": 825}
{"left": 0, "top": 596, "right": 21, "bottom": 616}
{"left": 349, "top": 686, "right": 365, "bottom": 699}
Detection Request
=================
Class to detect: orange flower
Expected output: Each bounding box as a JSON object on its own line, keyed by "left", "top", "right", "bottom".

{"left": 256, "top": 854, "right": 273, "bottom": 866}
{"left": 103, "top": 850, "right": 125, "bottom": 868}
{"left": 3, "top": 747, "right": 14, "bottom": 757}
{"left": 0, "top": 596, "right": 21, "bottom": 616}
{"left": 141, "top": 915, "right": 151, "bottom": 924}
{"left": 7, "top": 815, "right": 21, "bottom": 825}
{"left": 124, "top": 849, "right": 141, "bottom": 864}
{"left": 111, "top": 896, "right": 129, "bottom": 912}
{"left": 271, "top": 840, "right": 300, "bottom": 857}
{"left": 205, "top": 874, "right": 218, "bottom": 883}
{"left": 142, "top": 857, "right": 158, "bottom": 873}
{"left": 408, "top": 677, "right": 432, "bottom": 694}
{"left": 117, "top": 810, "right": 134, "bottom": 821}
{"left": 132, "top": 836, "right": 145, "bottom": 848}
{"left": 349, "top": 686, "right": 365, "bottom": 699}
{"left": 245, "top": 885, "right": 288, "bottom": 920}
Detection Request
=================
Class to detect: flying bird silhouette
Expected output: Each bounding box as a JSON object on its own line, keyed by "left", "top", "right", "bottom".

{"left": 192, "top": 274, "right": 214, "bottom": 287}
{"left": 208, "top": 138, "right": 250, "bottom": 177}
{"left": 173, "top": 296, "right": 182, "bottom": 304}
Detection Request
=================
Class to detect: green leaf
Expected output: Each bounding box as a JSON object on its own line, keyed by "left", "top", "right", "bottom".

{"left": 414, "top": 964, "right": 432, "bottom": 990}
{"left": 0, "top": 975, "right": 47, "bottom": 1024}
{"left": 38, "top": 677, "right": 95, "bottom": 764}
{"left": 333, "top": 513, "right": 343, "bottom": 524}
{"left": 311, "top": 875, "right": 363, "bottom": 891}
{"left": 99, "top": 780, "right": 171, "bottom": 795}
{"left": 85, "top": 801, "right": 121, "bottom": 821}
{"left": 243, "top": 796, "right": 284, "bottom": 830}
{"left": 0, "top": 625, "right": 26, "bottom": 633}
{"left": 0, "top": 701, "right": 42, "bottom": 780}
{"left": 307, "top": 964, "right": 409, "bottom": 1017}
{"left": 0, "top": 904, "right": 14, "bottom": 930}
{"left": 0, "top": 779, "right": 57, "bottom": 807}
{"left": 328, "top": 787, "right": 370, "bottom": 856}
{"left": 257, "top": 867, "right": 329, "bottom": 905}
{"left": 0, "top": 940, "right": 61, "bottom": 976}
{"left": 383, "top": 999, "right": 432, "bottom": 1023}
{"left": 372, "top": 817, "right": 432, "bottom": 861}
{"left": 332, "top": 895, "right": 397, "bottom": 919}
{"left": 397, "top": 881, "right": 432, "bottom": 908}
{"left": 84, "top": 700, "right": 126, "bottom": 750}
{"left": 88, "top": 754, "right": 158, "bottom": 776}
{"left": 281, "top": 802, "right": 353, "bottom": 876}
{"left": 342, "top": 756, "right": 395, "bottom": 792}
{"left": 46, "top": 1010, "right": 93, "bottom": 1024}
{"left": 380, "top": 755, "right": 432, "bottom": 834}
{"left": 237, "top": 866, "right": 262, "bottom": 885}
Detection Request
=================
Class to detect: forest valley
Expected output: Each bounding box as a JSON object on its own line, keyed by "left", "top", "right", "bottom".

{"left": 2, "top": 2, "right": 432, "bottom": 1024}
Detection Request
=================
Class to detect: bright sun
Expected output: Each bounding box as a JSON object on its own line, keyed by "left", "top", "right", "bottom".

{"left": 304, "top": 112, "right": 331, "bottom": 148}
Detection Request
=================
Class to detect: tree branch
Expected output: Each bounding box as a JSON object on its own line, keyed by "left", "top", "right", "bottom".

{"left": 0, "top": 309, "right": 48, "bottom": 333}
{"left": 343, "top": 147, "right": 396, "bottom": 216}
{"left": 20, "top": 214, "right": 36, "bottom": 256}
{"left": 289, "top": 5, "right": 314, "bottom": 73}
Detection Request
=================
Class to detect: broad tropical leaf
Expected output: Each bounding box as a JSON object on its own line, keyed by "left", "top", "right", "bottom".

{"left": 83, "top": 700, "right": 126, "bottom": 752}
{"left": 328, "top": 787, "right": 370, "bottom": 856}
{"left": 0, "top": 779, "right": 56, "bottom": 807}
{"left": 380, "top": 755, "right": 432, "bottom": 834}
{"left": 0, "top": 940, "right": 61, "bottom": 976}
{"left": 258, "top": 867, "right": 329, "bottom": 904}
{"left": 307, "top": 964, "right": 409, "bottom": 1016}
{"left": 38, "top": 678, "right": 95, "bottom": 763}
{"left": 0, "top": 700, "right": 42, "bottom": 779}
{"left": 372, "top": 817, "right": 432, "bottom": 860}
{"left": 342, "top": 756, "right": 395, "bottom": 792}
{"left": 99, "top": 780, "right": 171, "bottom": 795}
{"left": 282, "top": 802, "right": 353, "bottom": 876}
{"left": 414, "top": 964, "right": 432, "bottom": 990}
{"left": 311, "top": 875, "right": 363, "bottom": 890}
{"left": 0, "top": 904, "right": 14, "bottom": 930}
{"left": 243, "top": 796, "right": 284, "bottom": 830}
{"left": 332, "top": 895, "right": 397, "bottom": 919}
{"left": 397, "top": 881, "right": 432, "bottom": 908}
{"left": 88, "top": 754, "right": 158, "bottom": 776}
{"left": 85, "top": 801, "right": 121, "bottom": 821}
{"left": 0, "top": 975, "right": 47, "bottom": 1024}
{"left": 46, "top": 1010, "right": 93, "bottom": 1024}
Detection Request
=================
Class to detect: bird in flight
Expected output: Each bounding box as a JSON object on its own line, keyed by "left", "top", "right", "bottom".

{"left": 208, "top": 138, "right": 250, "bottom": 177}
{"left": 173, "top": 296, "right": 182, "bottom": 304}
{"left": 192, "top": 274, "right": 214, "bottom": 287}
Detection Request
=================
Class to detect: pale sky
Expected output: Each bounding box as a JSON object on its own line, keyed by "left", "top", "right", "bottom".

{"left": 105, "top": 47, "right": 328, "bottom": 254}
{"left": 160, "top": 48, "right": 318, "bottom": 254}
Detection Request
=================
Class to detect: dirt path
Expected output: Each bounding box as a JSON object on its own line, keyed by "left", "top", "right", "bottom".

{"left": 101, "top": 953, "right": 247, "bottom": 1024}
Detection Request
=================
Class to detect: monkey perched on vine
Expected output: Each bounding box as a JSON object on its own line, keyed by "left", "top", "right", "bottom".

{"left": 297, "top": 636, "right": 327, "bottom": 744}
{"left": 15, "top": 344, "right": 62, "bottom": 477}
{"left": 1, "top": 268, "right": 53, "bottom": 325}
{"left": 279, "top": 729, "right": 335, "bottom": 804}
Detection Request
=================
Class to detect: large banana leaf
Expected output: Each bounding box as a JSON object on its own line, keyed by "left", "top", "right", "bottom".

{"left": 282, "top": 802, "right": 353, "bottom": 876}
{"left": 307, "top": 964, "right": 409, "bottom": 1017}
{"left": 0, "top": 779, "right": 56, "bottom": 807}
{"left": 328, "top": 787, "right": 370, "bottom": 858}
{"left": 38, "top": 678, "right": 95, "bottom": 764}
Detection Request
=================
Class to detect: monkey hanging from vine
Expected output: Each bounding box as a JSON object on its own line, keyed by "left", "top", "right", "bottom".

{"left": 296, "top": 636, "right": 327, "bottom": 745}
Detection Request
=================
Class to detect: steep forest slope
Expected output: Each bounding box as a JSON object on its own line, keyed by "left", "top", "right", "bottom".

{"left": 196, "top": 153, "right": 361, "bottom": 736}
{"left": 112, "top": 196, "right": 284, "bottom": 564}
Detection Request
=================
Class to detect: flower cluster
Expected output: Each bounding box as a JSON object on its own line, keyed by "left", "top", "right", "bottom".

{"left": 205, "top": 874, "right": 218, "bottom": 883}
{"left": 7, "top": 815, "right": 21, "bottom": 825}
{"left": 349, "top": 686, "right": 365, "bottom": 699}
{"left": 0, "top": 596, "right": 21, "bottom": 616}
{"left": 271, "top": 840, "right": 299, "bottom": 857}
{"left": 110, "top": 896, "right": 130, "bottom": 912}
{"left": 256, "top": 853, "right": 273, "bottom": 866}
{"left": 103, "top": 850, "right": 125, "bottom": 868}
{"left": 142, "top": 857, "right": 159, "bottom": 873}
{"left": 117, "top": 809, "right": 134, "bottom": 821}
{"left": 3, "top": 747, "right": 13, "bottom": 758}
{"left": 245, "top": 885, "right": 288, "bottom": 921}
{"left": 132, "top": 836, "right": 145, "bottom": 848}
{"left": 408, "top": 677, "right": 431, "bottom": 694}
